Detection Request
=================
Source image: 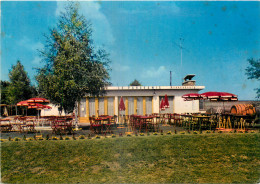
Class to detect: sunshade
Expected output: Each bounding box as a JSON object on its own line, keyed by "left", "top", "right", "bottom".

{"left": 160, "top": 98, "right": 165, "bottom": 111}
{"left": 27, "top": 98, "right": 50, "bottom": 103}
{"left": 119, "top": 97, "right": 125, "bottom": 111}
{"left": 164, "top": 94, "right": 169, "bottom": 108}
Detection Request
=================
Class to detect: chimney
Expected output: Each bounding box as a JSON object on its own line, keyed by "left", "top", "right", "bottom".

{"left": 182, "top": 74, "right": 196, "bottom": 86}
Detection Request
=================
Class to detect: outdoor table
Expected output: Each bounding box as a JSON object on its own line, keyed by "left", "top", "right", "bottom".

{"left": 192, "top": 115, "right": 211, "bottom": 131}
{"left": 52, "top": 118, "right": 72, "bottom": 134}
{"left": 0, "top": 118, "right": 12, "bottom": 132}
{"left": 135, "top": 116, "right": 154, "bottom": 132}
{"left": 181, "top": 114, "right": 193, "bottom": 130}
{"left": 99, "top": 116, "right": 113, "bottom": 134}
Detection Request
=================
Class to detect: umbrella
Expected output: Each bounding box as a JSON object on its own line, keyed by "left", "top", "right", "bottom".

{"left": 201, "top": 91, "right": 238, "bottom": 113}
{"left": 160, "top": 98, "right": 165, "bottom": 111}
{"left": 119, "top": 97, "right": 125, "bottom": 111}
{"left": 27, "top": 98, "right": 50, "bottom": 103}
{"left": 164, "top": 94, "right": 169, "bottom": 108}
{"left": 182, "top": 93, "right": 201, "bottom": 101}
{"left": 28, "top": 103, "right": 52, "bottom": 125}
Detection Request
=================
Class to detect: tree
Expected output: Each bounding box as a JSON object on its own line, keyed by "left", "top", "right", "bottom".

{"left": 7, "top": 60, "right": 33, "bottom": 105}
{"left": 0, "top": 80, "right": 10, "bottom": 105}
{"left": 130, "top": 79, "right": 142, "bottom": 86}
{"left": 36, "top": 3, "right": 110, "bottom": 114}
{"left": 245, "top": 58, "right": 260, "bottom": 99}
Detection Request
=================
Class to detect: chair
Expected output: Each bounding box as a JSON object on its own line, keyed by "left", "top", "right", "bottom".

{"left": 89, "top": 117, "right": 102, "bottom": 134}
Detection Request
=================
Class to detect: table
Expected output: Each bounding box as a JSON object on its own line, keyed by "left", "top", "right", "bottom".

{"left": 0, "top": 118, "right": 12, "bottom": 132}
{"left": 192, "top": 115, "right": 211, "bottom": 131}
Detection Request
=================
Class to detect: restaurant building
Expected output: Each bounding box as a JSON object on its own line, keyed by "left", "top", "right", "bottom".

{"left": 79, "top": 75, "right": 205, "bottom": 123}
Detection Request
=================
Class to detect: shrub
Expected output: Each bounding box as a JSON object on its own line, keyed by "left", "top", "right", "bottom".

{"left": 218, "top": 131, "right": 222, "bottom": 134}
{"left": 38, "top": 137, "right": 44, "bottom": 141}
{"left": 95, "top": 135, "right": 100, "bottom": 139}
{"left": 65, "top": 136, "right": 70, "bottom": 140}
{"left": 180, "top": 131, "right": 185, "bottom": 134}
{"left": 206, "top": 130, "right": 211, "bottom": 134}
{"left": 167, "top": 131, "right": 172, "bottom": 135}
{"left": 79, "top": 135, "right": 85, "bottom": 139}
{"left": 1, "top": 139, "right": 5, "bottom": 142}
{"left": 112, "top": 134, "right": 116, "bottom": 138}
{"left": 140, "top": 133, "right": 144, "bottom": 136}
{"left": 52, "top": 136, "right": 58, "bottom": 140}
{"left": 193, "top": 131, "right": 198, "bottom": 134}
{"left": 28, "top": 137, "right": 33, "bottom": 141}
{"left": 153, "top": 132, "right": 158, "bottom": 135}
{"left": 127, "top": 134, "right": 132, "bottom": 137}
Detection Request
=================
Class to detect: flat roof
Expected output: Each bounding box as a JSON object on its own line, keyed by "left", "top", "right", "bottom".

{"left": 105, "top": 86, "right": 205, "bottom": 90}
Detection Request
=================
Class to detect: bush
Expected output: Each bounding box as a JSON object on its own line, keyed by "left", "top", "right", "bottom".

{"left": 180, "top": 131, "right": 185, "bottom": 134}
{"left": 140, "top": 133, "right": 144, "bottom": 136}
{"left": 28, "top": 137, "right": 33, "bottom": 141}
{"left": 153, "top": 132, "right": 158, "bottom": 136}
{"left": 79, "top": 135, "right": 85, "bottom": 139}
{"left": 193, "top": 131, "right": 198, "bottom": 134}
{"left": 218, "top": 131, "right": 223, "bottom": 134}
{"left": 206, "top": 130, "right": 211, "bottom": 134}
{"left": 167, "top": 131, "right": 172, "bottom": 135}
{"left": 95, "top": 135, "right": 100, "bottom": 139}
{"left": 52, "top": 136, "right": 58, "bottom": 140}
{"left": 127, "top": 134, "right": 132, "bottom": 137}
{"left": 111, "top": 134, "right": 116, "bottom": 138}
{"left": 38, "top": 137, "right": 44, "bottom": 141}
{"left": 65, "top": 136, "right": 70, "bottom": 140}
{"left": 1, "top": 139, "right": 5, "bottom": 142}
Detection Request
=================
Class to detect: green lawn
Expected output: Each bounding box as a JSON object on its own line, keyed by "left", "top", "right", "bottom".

{"left": 1, "top": 133, "right": 260, "bottom": 183}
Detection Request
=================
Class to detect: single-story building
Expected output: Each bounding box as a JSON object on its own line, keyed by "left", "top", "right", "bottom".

{"left": 79, "top": 75, "right": 205, "bottom": 123}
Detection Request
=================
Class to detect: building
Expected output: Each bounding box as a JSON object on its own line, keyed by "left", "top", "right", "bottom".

{"left": 79, "top": 75, "right": 205, "bottom": 123}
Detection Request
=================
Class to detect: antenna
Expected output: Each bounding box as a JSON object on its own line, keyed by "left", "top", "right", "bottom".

{"left": 170, "top": 71, "right": 172, "bottom": 86}
{"left": 173, "top": 37, "right": 189, "bottom": 83}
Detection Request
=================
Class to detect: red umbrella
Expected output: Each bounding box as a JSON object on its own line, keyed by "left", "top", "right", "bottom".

{"left": 28, "top": 103, "right": 51, "bottom": 110}
{"left": 119, "top": 97, "right": 125, "bottom": 111}
{"left": 160, "top": 98, "right": 165, "bottom": 111}
{"left": 164, "top": 94, "right": 169, "bottom": 108}
{"left": 17, "top": 100, "right": 30, "bottom": 106}
{"left": 182, "top": 93, "right": 201, "bottom": 101}
{"left": 27, "top": 98, "right": 50, "bottom": 103}
{"left": 201, "top": 91, "right": 238, "bottom": 113}
{"left": 201, "top": 92, "right": 237, "bottom": 101}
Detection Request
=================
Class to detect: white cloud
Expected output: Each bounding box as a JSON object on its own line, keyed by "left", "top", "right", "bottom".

{"left": 17, "top": 36, "right": 44, "bottom": 51}
{"left": 56, "top": 2, "right": 115, "bottom": 47}
{"left": 113, "top": 63, "right": 130, "bottom": 72}
{"left": 142, "top": 66, "right": 166, "bottom": 78}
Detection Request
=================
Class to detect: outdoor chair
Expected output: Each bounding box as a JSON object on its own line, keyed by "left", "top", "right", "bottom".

{"left": 89, "top": 117, "right": 102, "bottom": 134}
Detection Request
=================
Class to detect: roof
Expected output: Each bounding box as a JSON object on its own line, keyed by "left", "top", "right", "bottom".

{"left": 105, "top": 86, "right": 205, "bottom": 90}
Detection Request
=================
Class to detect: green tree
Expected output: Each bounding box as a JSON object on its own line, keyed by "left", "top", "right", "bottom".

{"left": 36, "top": 3, "right": 110, "bottom": 114}
{"left": 0, "top": 80, "right": 10, "bottom": 104}
{"left": 130, "top": 79, "right": 142, "bottom": 86}
{"left": 245, "top": 58, "right": 260, "bottom": 99}
{"left": 7, "top": 60, "right": 33, "bottom": 105}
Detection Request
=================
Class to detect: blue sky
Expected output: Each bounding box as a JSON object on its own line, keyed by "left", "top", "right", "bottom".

{"left": 1, "top": 1, "right": 260, "bottom": 100}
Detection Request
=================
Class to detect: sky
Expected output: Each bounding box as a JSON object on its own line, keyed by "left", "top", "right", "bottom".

{"left": 1, "top": 1, "right": 260, "bottom": 100}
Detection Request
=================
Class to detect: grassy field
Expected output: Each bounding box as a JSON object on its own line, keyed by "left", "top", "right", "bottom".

{"left": 1, "top": 133, "right": 260, "bottom": 183}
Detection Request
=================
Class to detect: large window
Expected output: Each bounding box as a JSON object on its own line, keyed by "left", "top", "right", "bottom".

{"left": 137, "top": 97, "right": 143, "bottom": 115}
{"left": 79, "top": 98, "right": 86, "bottom": 117}
{"left": 89, "top": 98, "right": 95, "bottom": 117}
{"left": 146, "top": 97, "right": 152, "bottom": 115}
{"left": 98, "top": 98, "right": 104, "bottom": 115}
{"left": 107, "top": 97, "right": 114, "bottom": 116}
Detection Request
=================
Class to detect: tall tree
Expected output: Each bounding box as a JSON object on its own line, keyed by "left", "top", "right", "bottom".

{"left": 36, "top": 3, "right": 110, "bottom": 114}
{"left": 245, "top": 58, "right": 260, "bottom": 99}
{"left": 0, "top": 80, "right": 10, "bottom": 105}
{"left": 130, "top": 79, "right": 142, "bottom": 86}
{"left": 7, "top": 60, "right": 33, "bottom": 105}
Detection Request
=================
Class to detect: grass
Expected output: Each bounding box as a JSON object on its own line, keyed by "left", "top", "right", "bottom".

{"left": 1, "top": 133, "right": 260, "bottom": 183}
